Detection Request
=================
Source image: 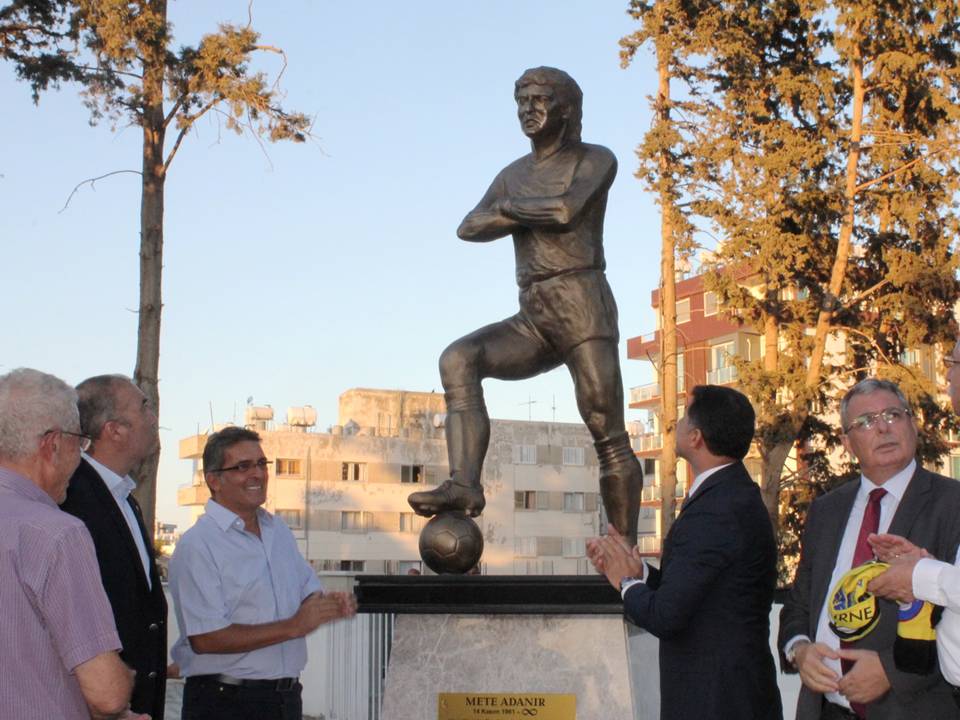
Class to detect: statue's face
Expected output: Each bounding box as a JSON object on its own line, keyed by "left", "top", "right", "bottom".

{"left": 516, "top": 83, "right": 566, "bottom": 140}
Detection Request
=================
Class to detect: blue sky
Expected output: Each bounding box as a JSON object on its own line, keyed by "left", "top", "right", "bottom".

{"left": 2, "top": 0, "right": 664, "bottom": 525}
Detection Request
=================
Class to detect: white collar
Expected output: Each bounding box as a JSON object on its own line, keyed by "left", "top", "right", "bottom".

{"left": 83, "top": 453, "right": 136, "bottom": 500}
{"left": 204, "top": 498, "right": 272, "bottom": 532}
{"left": 859, "top": 458, "right": 916, "bottom": 503}
{"left": 685, "top": 462, "right": 735, "bottom": 504}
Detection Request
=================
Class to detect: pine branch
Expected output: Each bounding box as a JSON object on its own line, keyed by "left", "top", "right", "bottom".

{"left": 59, "top": 169, "right": 142, "bottom": 213}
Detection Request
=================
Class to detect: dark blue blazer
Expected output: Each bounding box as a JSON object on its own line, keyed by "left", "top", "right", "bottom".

{"left": 61, "top": 458, "right": 168, "bottom": 720}
{"left": 624, "top": 461, "right": 782, "bottom": 720}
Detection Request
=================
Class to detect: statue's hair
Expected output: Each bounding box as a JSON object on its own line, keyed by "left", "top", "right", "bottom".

{"left": 839, "top": 378, "right": 910, "bottom": 429}
{"left": 0, "top": 368, "right": 78, "bottom": 461}
{"left": 515, "top": 66, "right": 583, "bottom": 142}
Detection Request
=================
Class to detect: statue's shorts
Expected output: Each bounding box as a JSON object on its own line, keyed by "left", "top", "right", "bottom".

{"left": 509, "top": 269, "right": 620, "bottom": 359}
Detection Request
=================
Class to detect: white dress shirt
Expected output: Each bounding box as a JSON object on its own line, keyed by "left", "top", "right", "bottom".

{"left": 620, "top": 463, "right": 733, "bottom": 598}
{"left": 787, "top": 459, "right": 916, "bottom": 709}
{"left": 912, "top": 548, "right": 960, "bottom": 685}
{"left": 169, "top": 499, "right": 323, "bottom": 679}
{"left": 83, "top": 453, "right": 152, "bottom": 590}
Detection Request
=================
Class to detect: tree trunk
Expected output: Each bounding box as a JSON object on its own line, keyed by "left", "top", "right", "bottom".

{"left": 805, "top": 45, "right": 864, "bottom": 390}
{"left": 655, "top": 34, "right": 679, "bottom": 542}
{"left": 759, "top": 311, "right": 782, "bottom": 534}
{"left": 131, "top": 0, "right": 168, "bottom": 540}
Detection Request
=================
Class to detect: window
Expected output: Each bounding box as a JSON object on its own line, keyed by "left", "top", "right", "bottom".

{"left": 341, "top": 511, "right": 363, "bottom": 531}
{"left": 515, "top": 537, "right": 537, "bottom": 557}
{"left": 562, "top": 537, "right": 586, "bottom": 557}
{"left": 513, "top": 444, "right": 537, "bottom": 465}
{"left": 275, "top": 458, "right": 302, "bottom": 476}
{"left": 398, "top": 561, "right": 422, "bottom": 575}
{"left": 951, "top": 456, "right": 960, "bottom": 481}
{"left": 637, "top": 507, "right": 657, "bottom": 535}
{"left": 399, "top": 512, "right": 417, "bottom": 533}
{"left": 515, "top": 490, "right": 536, "bottom": 510}
{"left": 401, "top": 464, "right": 424, "bottom": 483}
{"left": 562, "top": 446, "right": 585, "bottom": 466}
{"left": 563, "top": 492, "right": 585, "bottom": 512}
{"left": 341, "top": 462, "right": 366, "bottom": 482}
{"left": 704, "top": 291, "right": 718, "bottom": 316}
{"left": 311, "top": 559, "right": 365, "bottom": 572}
{"left": 676, "top": 298, "right": 691, "bottom": 324}
{"left": 276, "top": 509, "right": 302, "bottom": 529}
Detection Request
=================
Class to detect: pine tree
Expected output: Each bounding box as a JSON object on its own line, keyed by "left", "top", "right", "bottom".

{"left": 2, "top": 0, "right": 311, "bottom": 533}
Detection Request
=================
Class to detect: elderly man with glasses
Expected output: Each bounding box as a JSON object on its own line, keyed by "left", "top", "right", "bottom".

{"left": 779, "top": 377, "right": 960, "bottom": 720}
{"left": 866, "top": 340, "right": 960, "bottom": 707}
{"left": 0, "top": 368, "right": 146, "bottom": 720}
{"left": 169, "top": 425, "right": 357, "bottom": 720}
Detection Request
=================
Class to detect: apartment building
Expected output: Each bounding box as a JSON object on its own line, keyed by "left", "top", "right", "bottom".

{"left": 625, "top": 270, "right": 960, "bottom": 558}
{"left": 177, "top": 388, "right": 604, "bottom": 575}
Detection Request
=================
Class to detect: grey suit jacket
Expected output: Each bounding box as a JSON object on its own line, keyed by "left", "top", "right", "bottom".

{"left": 779, "top": 466, "right": 960, "bottom": 720}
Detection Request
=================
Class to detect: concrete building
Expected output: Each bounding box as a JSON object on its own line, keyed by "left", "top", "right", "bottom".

{"left": 177, "top": 388, "right": 604, "bottom": 575}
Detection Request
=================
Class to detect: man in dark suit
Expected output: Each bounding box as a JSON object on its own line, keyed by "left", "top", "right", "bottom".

{"left": 589, "top": 385, "right": 782, "bottom": 720}
{"left": 779, "top": 378, "right": 960, "bottom": 719}
{"left": 61, "top": 375, "right": 168, "bottom": 720}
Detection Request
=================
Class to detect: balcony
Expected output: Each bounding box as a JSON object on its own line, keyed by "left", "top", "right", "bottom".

{"left": 706, "top": 365, "right": 739, "bottom": 385}
{"left": 637, "top": 535, "right": 661, "bottom": 553}
{"left": 177, "top": 483, "right": 210, "bottom": 506}
{"left": 630, "top": 382, "right": 660, "bottom": 404}
{"left": 631, "top": 433, "right": 663, "bottom": 452}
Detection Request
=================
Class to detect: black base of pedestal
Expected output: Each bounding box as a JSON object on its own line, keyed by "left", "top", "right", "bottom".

{"left": 355, "top": 574, "right": 623, "bottom": 614}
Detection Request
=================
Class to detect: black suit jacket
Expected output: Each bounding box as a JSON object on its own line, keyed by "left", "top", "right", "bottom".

{"left": 778, "top": 466, "right": 960, "bottom": 720}
{"left": 61, "top": 458, "right": 168, "bottom": 720}
{"left": 623, "top": 461, "right": 782, "bottom": 720}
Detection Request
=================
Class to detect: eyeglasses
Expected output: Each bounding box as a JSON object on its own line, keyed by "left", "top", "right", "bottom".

{"left": 844, "top": 407, "right": 911, "bottom": 434}
{"left": 43, "top": 428, "right": 92, "bottom": 452}
{"left": 211, "top": 458, "right": 271, "bottom": 474}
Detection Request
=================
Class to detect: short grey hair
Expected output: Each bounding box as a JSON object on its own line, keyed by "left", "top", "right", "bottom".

{"left": 0, "top": 368, "right": 79, "bottom": 461}
{"left": 840, "top": 378, "right": 910, "bottom": 430}
{"left": 203, "top": 426, "right": 262, "bottom": 474}
{"left": 77, "top": 374, "right": 133, "bottom": 443}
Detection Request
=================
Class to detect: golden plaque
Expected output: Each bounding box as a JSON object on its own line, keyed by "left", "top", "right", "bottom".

{"left": 438, "top": 693, "right": 576, "bottom": 720}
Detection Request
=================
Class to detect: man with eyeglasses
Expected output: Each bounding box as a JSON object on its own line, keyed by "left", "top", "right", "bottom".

{"left": 169, "top": 426, "right": 357, "bottom": 720}
{"left": 779, "top": 378, "right": 960, "bottom": 719}
{"left": 867, "top": 340, "right": 960, "bottom": 706}
{"left": 61, "top": 375, "right": 168, "bottom": 720}
{"left": 0, "top": 368, "right": 147, "bottom": 720}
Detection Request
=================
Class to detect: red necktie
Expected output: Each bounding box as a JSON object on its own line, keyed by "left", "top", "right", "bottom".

{"left": 843, "top": 487, "right": 887, "bottom": 717}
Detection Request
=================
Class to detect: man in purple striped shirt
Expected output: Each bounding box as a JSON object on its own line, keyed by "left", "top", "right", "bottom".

{"left": 0, "top": 368, "right": 148, "bottom": 720}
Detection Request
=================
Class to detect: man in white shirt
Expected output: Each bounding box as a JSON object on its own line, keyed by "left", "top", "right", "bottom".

{"left": 779, "top": 378, "right": 960, "bottom": 719}
{"left": 867, "top": 338, "right": 960, "bottom": 697}
{"left": 61, "top": 374, "right": 168, "bottom": 720}
{"left": 169, "top": 426, "right": 356, "bottom": 720}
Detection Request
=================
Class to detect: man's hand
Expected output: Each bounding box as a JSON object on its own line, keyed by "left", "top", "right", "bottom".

{"left": 837, "top": 648, "right": 890, "bottom": 704}
{"left": 867, "top": 533, "right": 931, "bottom": 603}
{"left": 867, "top": 560, "right": 918, "bottom": 603}
{"left": 794, "top": 641, "right": 841, "bottom": 694}
{"left": 589, "top": 525, "right": 642, "bottom": 591}
{"left": 868, "top": 533, "right": 928, "bottom": 564}
{"left": 292, "top": 592, "right": 357, "bottom": 637}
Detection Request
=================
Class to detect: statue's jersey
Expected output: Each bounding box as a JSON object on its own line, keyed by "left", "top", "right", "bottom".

{"left": 490, "top": 142, "right": 616, "bottom": 288}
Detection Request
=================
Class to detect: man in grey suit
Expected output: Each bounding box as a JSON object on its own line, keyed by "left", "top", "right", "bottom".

{"left": 779, "top": 378, "right": 960, "bottom": 719}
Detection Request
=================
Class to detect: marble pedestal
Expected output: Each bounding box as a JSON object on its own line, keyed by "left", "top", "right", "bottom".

{"left": 358, "top": 575, "right": 658, "bottom": 720}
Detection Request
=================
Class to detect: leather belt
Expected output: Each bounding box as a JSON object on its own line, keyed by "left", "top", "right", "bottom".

{"left": 191, "top": 674, "right": 299, "bottom": 691}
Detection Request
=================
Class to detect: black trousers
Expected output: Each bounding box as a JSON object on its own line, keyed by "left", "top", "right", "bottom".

{"left": 182, "top": 676, "right": 303, "bottom": 720}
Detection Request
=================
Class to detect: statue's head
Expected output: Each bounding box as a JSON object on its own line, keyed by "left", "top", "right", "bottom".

{"left": 514, "top": 67, "right": 583, "bottom": 143}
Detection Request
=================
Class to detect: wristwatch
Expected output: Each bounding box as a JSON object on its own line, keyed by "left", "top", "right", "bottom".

{"left": 619, "top": 576, "right": 641, "bottom": 592}
{"left": 785, "top": 640, "right": 809, "bottom": 666}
